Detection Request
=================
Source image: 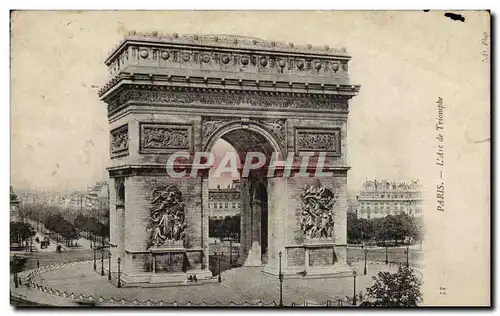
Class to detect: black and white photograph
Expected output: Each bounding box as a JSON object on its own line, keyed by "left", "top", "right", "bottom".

{"left": 8, "top": 10, "right": 491, "bottom": 308}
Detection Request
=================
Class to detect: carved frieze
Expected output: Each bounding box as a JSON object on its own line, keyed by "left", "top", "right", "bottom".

{"left": 110, "top": 124, "right": 128, "bottom": 157}
{"left": 140, "top": 123, "right": 193, "bottom": 154}
{"left": 108, "top": 88, "right": 349, "bottom": 115}
{"left": 295, "top": 128, "right": 341, "bottom": 156}
{"left": 148, "top": 185, "right": 187, "bottom": 248}
{"left": 300, "top": 185, "right": 336, "bottom": 240}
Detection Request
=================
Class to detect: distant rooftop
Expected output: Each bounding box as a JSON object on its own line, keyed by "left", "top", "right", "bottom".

{"left": 361, "top": 179, "right": 422, "bottom": 192}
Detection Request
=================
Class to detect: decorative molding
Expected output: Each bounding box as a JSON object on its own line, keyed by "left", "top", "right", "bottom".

{"left": 140, "top": 123, "right": 193, "bottom": 154}
{"left": 140, "top": 32, "right": 347, "bottom": 54}
{"left": 257, "top": 119, "right": 287, "bottom": 153}
{"left": 201, "top": 117, "right": 235, "bottom": 147}
{"left": 99, "top": 33, "right": 357, "bottom": 96}
{"left": 110, "top": 124, "right": 129, "bottom": 157}
{"left": 300, "top": 185, "right": 336, "bottom": 240}
{"left": 105, "top": 33, "right": 350, "bottom": 67}
{"left": 295, "top": 128, "right": 341, "bottom": 156}
{"left": 148, "top": 185, "right": 187, "bottom": 249}
{"left": 108, "top": 88, "right": 349, "bottom": 115}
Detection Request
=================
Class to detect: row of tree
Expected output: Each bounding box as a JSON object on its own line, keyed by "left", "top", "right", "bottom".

{"left": 209, "top": 215, "right": 240, "bottom": 241}
{"left": 43, "top": 213, "right": 80, "bottom": 246}
{"left": 10, "top": 221, "right": 36, "bottom": 248}
{"left": 347, "top": 213, "right": 423, "bottom": 245}
{"left": 73, "top": 213, "right": 109, "bottom": 241}
{"left": 18, "top": 203, "right": 109, "bottom": 247}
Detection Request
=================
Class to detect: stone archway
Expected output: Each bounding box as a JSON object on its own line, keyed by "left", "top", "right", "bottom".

{"left": 100, "top": 32, "right": 360, "bottom": 284}
{"left": 203, "top": 121, "right": 281, "bottom": 270}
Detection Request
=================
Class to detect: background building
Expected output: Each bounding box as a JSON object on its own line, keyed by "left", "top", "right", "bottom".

{"left": 83, "top": 181, "right": 110, "bottom": 223}
{"left": 208, "top": 180, "right": 241, "bottom": 219}
{"left": 10, "top": 186, "right": 20, "bottom": 222}
{"left": 356, "top": 179, "right": 423, "bottom": 219}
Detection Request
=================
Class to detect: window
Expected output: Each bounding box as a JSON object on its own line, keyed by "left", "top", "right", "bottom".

{"left": 232, "top": 202, "right": 236, "bottom": 208}
{"left": 225, "top": 202, "right": 228, "bottom": 208}
{"left": 214, "top": 203, "right": 217, "bottom": 209}
{"left": 220, "top": 203, "right": 223, "bottom": 208}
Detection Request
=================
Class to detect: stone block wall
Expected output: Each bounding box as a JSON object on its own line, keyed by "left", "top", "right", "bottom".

{"left": 118, "top": 174, "right": 204, "bottom": 276}
{"left": 309, "top": 248, "right": 336, "bottom": 266}
{"left": 287, "top": 248, "right": 306, "bottom": 267}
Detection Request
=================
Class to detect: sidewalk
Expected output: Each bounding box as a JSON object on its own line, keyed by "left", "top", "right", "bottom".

{"left": 10, "top": 276, "right": 77, "bottom": 306}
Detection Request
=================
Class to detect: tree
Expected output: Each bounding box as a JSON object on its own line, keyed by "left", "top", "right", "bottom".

{"left": 73, "top": 213, "right": 86, "bottom": 231}
{"left": 347, "top": 212, "right": 360, "bottom": 243}
{"left": 364, "top": 264, "right": 422, "bottom": 307}
{"left": 11, "top": 255, "right": 28, "bottom": 274}
{"left": 10, "top": 221, "right": 35, "bottom": 247}
{"left": 358, "top": 218, "right": 373, "bottom": 241}
{"left": 209, "top": 215, "right": 240, "bottom": 240}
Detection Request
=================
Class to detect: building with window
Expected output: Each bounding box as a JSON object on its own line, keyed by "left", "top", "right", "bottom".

{"left": 83, "top": 181, "right": 110, "bottom": 223}
{"left": 356, "top": 179, "right": 423, "bottom": 219}
{"left": 208, "top": 181, "right": 242, "bottom": 219}
{"left": 10, "top": 186, "right": 20, "bottom": 222}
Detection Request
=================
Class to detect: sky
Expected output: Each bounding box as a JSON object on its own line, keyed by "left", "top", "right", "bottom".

{"left": 10, "top": 11, "right": 489, "bottom": 194}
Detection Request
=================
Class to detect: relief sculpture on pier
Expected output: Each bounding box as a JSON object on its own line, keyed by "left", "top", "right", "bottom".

{"left": 148, "top": 185, "right": 187, "bottom": 248}
{"left": 300, "top": 185, "right": 336, "bottom": 240}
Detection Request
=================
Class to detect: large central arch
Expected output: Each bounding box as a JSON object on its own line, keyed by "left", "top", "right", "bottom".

{"left": 205, "top": 122, "right": 281, "bottom": 269}
{"left": 100, "top": 32, "right": 360, "bottom": 284}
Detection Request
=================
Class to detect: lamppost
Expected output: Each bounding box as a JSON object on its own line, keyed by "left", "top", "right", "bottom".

{"left": 278, "top": 251, "right": 284, "bottom": 307}
{"left": 13, "top": 255, "right": 18, "bottom": 288}
{"left": 93, "top": 240, "right": 97, "bottom": 270}
{"left": 108, "top": 252, "right": 112, "bottom": 281}
{"left": 405, "top": 245, "right": 410, "bottom": 267}
{"left": 364, "top": 248, "right": 368, "bottom": 275}
{"left": 217, "top": 252, "right": 221, "bottom": 283}
{"left": 117, "top": 257, "right": 122, "bottom": 288}
{"left": 352, "top": 271, "right": 357, "bottom": 306}
{"left": 385, "top": 241, "right": 389, "bottom": 265}
{"left": 229, "top": 240, "right": 233, "bottom": 265}
{"left": 101, "top": 241, "right": 105, "bottom": 276}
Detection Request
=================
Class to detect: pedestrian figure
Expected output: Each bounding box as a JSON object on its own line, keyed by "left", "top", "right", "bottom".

{"left": 193, "top": 275, "right": 198, "bottom": 282}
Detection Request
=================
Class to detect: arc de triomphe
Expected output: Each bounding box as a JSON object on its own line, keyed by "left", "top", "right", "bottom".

{"left": 99, "top": 32, "right": 360, "bottom": 284}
